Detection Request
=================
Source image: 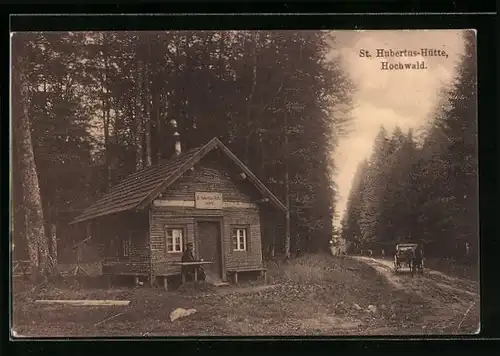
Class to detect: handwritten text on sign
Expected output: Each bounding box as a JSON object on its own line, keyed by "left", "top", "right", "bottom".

{"left": 195, "top": 192, "right": 223, "bottom": 209}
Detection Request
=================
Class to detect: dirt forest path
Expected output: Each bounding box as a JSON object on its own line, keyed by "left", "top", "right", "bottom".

{"left": 352, "top": 256, "right": 480, "bottom": 334}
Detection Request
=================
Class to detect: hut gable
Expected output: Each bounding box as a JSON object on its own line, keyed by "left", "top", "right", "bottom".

{"left": 158, "top": 151, "right": 261, "bottom": 204}
{"left": 71, "top": 138, "right": 286, "bottom": 225}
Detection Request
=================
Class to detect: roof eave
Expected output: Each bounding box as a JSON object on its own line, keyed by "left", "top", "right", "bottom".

{"left": 69, "top": 203, "right": 140, "bottom": 225}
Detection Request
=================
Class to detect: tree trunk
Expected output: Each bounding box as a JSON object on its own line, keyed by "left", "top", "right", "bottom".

{"left": 49, "top": 223, "right": 58, "bottom": 270}
{"left": 152, "top": 88, "right": 161, "bottom": 164}
{"left": 102, "top": 95, "right": 111, "bottom": 187}
{"left": 113, "top": 108, "right": 120, "bottom": 164}
{"left": 244, "top": 133, "right": 252, "bottom": 166}
{"left": 143, "top": 60, "right": 152, "bottom": 167}
{"left": 149, "top": 34, "right": 162, "bottom": 165}
{"left": 283, "top": 93, "right": 291, "bottom": 259}
{"left": 135, "top": 58, "right": 144, "bottom": 171}
{"left": 244, "top": 32, "right": 259, "bottom": 165}
{"left": 24, "top": 208, "right": 38, "bottom": 270}
{"left": 127, "top": 99, "right": 135, "bottom": 145}
{"left": 102, "top": 33, "right": 112, "bottom": 188}
{"left": 284, "top": 183, "right": 291, "bottom": 259}
{"left": 259, "top": 134, "right": 266, "bottom": 179}
{"left": 13, "top": 51, "right": 50, "bottom": 282}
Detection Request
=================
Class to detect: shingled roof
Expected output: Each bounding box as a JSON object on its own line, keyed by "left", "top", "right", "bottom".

{"left": 70, "top": 137, "right": 287, "bottom": 225}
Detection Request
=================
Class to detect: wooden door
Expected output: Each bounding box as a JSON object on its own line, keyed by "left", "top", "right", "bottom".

{"left": 197, "top": 221, "right": 222, "bottom": 278}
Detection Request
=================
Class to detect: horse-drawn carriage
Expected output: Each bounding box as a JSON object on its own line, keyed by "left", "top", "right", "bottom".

{"left": 393, "top": 243, "right": 424, "bottom": 275}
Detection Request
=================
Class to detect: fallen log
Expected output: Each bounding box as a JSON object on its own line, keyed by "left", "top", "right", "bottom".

{"left": 34, "top": 300, "right": 130, "bottom": 306}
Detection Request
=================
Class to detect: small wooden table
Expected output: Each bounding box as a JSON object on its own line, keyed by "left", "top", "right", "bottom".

{"left": 171, "top": 261, "right": 214, "bottom": 284}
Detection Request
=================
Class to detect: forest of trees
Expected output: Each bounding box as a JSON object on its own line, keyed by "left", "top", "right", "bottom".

{"left": 341, "top": 32, "right": 477, "bottom": 262}
{"left": 12, "top": 30, "right": 353, "bottom": 280}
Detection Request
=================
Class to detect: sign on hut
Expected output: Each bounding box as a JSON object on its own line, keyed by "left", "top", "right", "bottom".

{"left": 195, "top": 192, "right": 223, "bottom": 210}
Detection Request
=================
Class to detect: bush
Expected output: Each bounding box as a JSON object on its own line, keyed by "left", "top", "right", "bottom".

{"left": 268, "top": 253, "right": 381, "bottom": 288}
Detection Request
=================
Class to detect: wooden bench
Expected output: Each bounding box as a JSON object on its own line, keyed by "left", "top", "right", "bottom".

{"left": 226, "top": 267, "right": 267, "bottom": 284}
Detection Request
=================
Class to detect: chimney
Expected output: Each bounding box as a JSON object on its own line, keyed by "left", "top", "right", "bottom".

{"left": 170, "top": 119, "right": 182, "bottom": 156}
{"left": 174, "top": 131, "right": 181, "bottom": 156}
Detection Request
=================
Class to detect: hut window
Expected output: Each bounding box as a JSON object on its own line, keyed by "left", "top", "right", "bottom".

{"left": 166, "top": 228, "right": 184, "bottom": 253}
{"left": 122, "top": 235, "right": 132, "bottom": 257}
{"left": 232, "top": 228, "right": 247, "bottom": 251}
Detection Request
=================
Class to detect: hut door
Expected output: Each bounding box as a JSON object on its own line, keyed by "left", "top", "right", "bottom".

{"left": 197, "top": 221, "right": 222, "bottom": 278}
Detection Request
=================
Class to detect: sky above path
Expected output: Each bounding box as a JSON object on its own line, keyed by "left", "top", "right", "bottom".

{"left": 328, "top": 30, "right": 468, "bottom": 228}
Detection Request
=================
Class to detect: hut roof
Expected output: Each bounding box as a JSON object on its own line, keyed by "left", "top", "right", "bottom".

{"left": 71, "top": 137, "right": 287, "bottom": 224}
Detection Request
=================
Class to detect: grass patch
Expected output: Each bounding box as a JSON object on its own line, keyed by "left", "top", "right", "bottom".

{"left": 12, "top": 253, "right": 448, "bottom": 337}
{"left": 424, "top": 258, "right": 479, "bottom": 281}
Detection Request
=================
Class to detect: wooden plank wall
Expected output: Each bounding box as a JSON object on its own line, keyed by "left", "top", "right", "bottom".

{"left": 160, "top": 158, "right": 257, "bottom": 202}
{"left": 149, "top": 160, "right": 265, "bottom": 279}
{"left": 150, "top": 212, "right": 196, "bottom": 276}
{"left": 223, "top": 208, "right": 263, "bottom": 270}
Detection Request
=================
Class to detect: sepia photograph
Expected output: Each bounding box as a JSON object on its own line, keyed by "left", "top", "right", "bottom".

{"left": 10, "top": 29, "right": 479, "bottom": 337}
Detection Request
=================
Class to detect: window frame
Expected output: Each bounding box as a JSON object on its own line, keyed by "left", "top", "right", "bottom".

{"left": 165, "top": 226, "right": 186, "bottom": 254}
{"left": 122, "top": 234, "right": 132, "bottom": 257}
{"left": 232, "top": 227, "right": 249, "bottom": 252}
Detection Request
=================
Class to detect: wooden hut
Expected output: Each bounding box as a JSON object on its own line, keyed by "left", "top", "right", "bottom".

{"left": 70, "top": 137, "right": 287, "bottom": 288}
